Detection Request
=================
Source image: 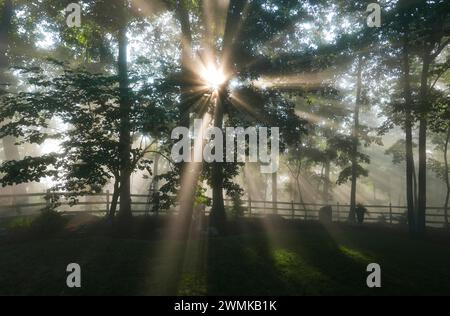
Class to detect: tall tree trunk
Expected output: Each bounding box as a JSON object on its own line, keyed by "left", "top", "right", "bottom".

{"left": 109, "top": 179, "right": 120, "bottom": 218}
{"left": 296, "top": 179, "right": 307, "bottom": 213}
{"left": 117, "top": 5, "right": 132, "bottom": 220}
{"left": 444, "top": 127, "right": 450, "bottom": 227}
{"left": 152, "top": 153, "right": 160, "bottom": 191}
{"left": 0, "top": 0, "right": 12, "bottom": 70}
{"left": 272, "top": 172, "right": 278, "bottom": 214}
{"left": 0, "top": 0, "right": 24, "bottom": 201}
{"left": 0, "top": 0, "right": 18, "bottom": 161}
{"left": 349, "top": 55, "right": 363, "bottom": 222}
{"left": 210, "top": 94, "right": 226, "bottom": 232}
{"left": 208, "top": 0, "right": 246, "bottom": 232}
{"left": 176, "top": 0, "right": 193, "bottom": 130}
{"left": 324, "top": 161, "right": 331, "bottom": 204}
{"left": 417, "top": 53, "right": 431, "bottom": 235}
{"left": 402, "top": 38, "right": 417, "bottom": 234}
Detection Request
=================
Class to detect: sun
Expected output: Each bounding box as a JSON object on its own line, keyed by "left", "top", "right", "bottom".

{"left": 200, "top": 65, "right": 226, "bottom": 92}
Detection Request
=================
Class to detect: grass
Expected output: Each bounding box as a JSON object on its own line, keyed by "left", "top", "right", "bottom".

{"left": 0, "top": 217, "right": 450, "bottom": 296}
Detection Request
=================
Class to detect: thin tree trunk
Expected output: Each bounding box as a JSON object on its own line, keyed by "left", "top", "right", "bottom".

{"left": 109, "top": 179, "right": 120, "bottom": 218}
{"left": 210, "top": 94, "right": 226, "bottom": 232}
{"left": 417, "top": 53, "right": 431, "bottom": 235}
{"left": 0, "top": 0, "right": 12, "bottom": 70}
{"left": 153, "top": 153, "right": 160, "bottom": 191}
{"left": 151, "top": 153, "right": 161, "bottom": 213}
{"left": 402, "top": 38, "right": 417, "bottom": 234}
{"left": 0, "top": 1, "right": 17, "bottom": 160}
{"left": 289, "top": 177, "right": 294, "bottom": 202}
{"left": 117, "top": 5, "right": 132, "bottom": 220}
{"left": 176, "top": 0, "right": 193, "bottom": 130}
{"left": 0, "top": 0, "right": 25, "bottom": 202}
{"left": 444, "top": 127, "right": 450, "bottom": 227}
{"left": 296, "top": 179, "right": 307, "bottom": 212}
{"left": 324, "top": 161, "right": 330, "bottom": 204}
{"left": 208, "top": 0, "right": 246, "bottom": 233}
{"left": 349, "top": 55, "right": 363, "bottom": 222}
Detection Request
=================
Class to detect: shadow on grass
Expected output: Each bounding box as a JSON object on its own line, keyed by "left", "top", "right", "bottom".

{"left": 205, "top": 219, "right": 371, "bottom": 296}
{"left": 0, "top": 216, "right": 170, "bottom": 295}
{"left": 206, "top": 229, "right": 290, "bottom": 295}
{"left": 279, "top": 223, "right": 373, "bottom": 295}
{"left": 2, "top": 216, "right": 450, "bottom": 295}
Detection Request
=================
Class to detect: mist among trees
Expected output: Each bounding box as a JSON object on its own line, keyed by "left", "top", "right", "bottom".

{"left": 0, "top": 0, "right": 449, "bottom": 297}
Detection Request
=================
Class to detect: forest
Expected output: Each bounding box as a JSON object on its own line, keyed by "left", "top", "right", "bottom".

{"left": 0, "top": 0, "right": 449, "bottom": 297}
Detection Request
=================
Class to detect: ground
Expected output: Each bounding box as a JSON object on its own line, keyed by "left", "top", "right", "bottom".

{"left": 0, "top": 217, "right": 450, "bottom": 296}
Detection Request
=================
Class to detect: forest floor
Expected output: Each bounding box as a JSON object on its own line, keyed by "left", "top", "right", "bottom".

{"left": 0, "top": 216, "right": 450, "bottom": 296}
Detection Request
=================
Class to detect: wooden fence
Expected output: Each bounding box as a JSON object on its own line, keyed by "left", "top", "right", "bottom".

{"left": 0, "top": 192, "right": 448, "bottom": 228}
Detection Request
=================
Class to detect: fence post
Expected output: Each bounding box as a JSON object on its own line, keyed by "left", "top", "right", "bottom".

{"left": 389, "top": 202, "right": 393, "bottom": 225}
{"left": 291, "top": 201, "right": 295, "bottom": 220}
{"left": 106, "top": 190, "right": 110, "bottom": 213}
{"left": 248, "top": 198, "right": 252, "bottom": 218}
{"left": 337, "top": 202, "right": 340, "bottom": 222}
{"left": 305, "top": 207, "right": 308, "bottom": 221}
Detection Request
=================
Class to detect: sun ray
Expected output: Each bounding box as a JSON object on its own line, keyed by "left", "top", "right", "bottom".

{"left": 254, "top": 69, "right": 338, "bottom": 90}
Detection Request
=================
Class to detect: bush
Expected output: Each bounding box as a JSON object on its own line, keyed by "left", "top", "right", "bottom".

{"left": 8, "top": 217, "right": 34, "bottom": 231}
{"left": 31, "top": 209, "right": 67, "bottom": 237}
{"left": 319, "top": 206, "right": 333, "bottom": 223}
{"left": 355, "top": 204, "right": 368, "bottom": 224}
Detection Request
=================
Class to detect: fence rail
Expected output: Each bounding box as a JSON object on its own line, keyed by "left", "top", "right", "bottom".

{"left": 0, "top": 192, "right": 448, "bottom": 228}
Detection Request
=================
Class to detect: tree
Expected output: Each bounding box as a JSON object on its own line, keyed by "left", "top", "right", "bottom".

{"left": 429, "top": 86, "right": 450, "bottom": 227}
{"left": 158, "top": 0, "right": 310, "bottom": 233}
{"left": 412, "top": 1, "right": 449, "bottom": 234}
{"left": 376, "top": 0, "right": 449, "bottom": 234}
{"left": 0, "top": 0, "right": 21, "bottom": 168}
{"left": 0, "top": 61, "right": 174, "bottom": 217}
{"left": 349, "top": 54, "right": 364, "bottom": 222}
{"left": 116, "top": 0, "right": 132, "bottom": 219}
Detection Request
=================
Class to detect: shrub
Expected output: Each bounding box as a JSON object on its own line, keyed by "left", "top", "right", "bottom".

{"left": 355, "top": 204, "right": 368, "bottom": 224}
{"left": 31, "top": 209, "right": 67, "bottom": 237}
{"left": 8, "top": 217, "right": 34, "bottom": 231}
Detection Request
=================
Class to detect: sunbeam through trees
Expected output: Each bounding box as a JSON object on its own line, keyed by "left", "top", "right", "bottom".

{"left": 0, "top": 0, "right": 449, "bottom": 300}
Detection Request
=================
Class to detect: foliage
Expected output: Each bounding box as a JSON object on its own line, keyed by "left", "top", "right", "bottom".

{"left": 385, "top": 140, "right": 417, "bottom": 165}
{"left": 355, "top": 203, "right": 368, "bottom": 224}
{"left": 0, "top": 61, "right": 175, "bottom": 203}
{"left": 30, "top": 209, "right": 67, "bottom": 237}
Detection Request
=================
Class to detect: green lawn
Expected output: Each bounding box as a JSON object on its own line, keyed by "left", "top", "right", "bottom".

{"left": 1, "top": 221, "right": 450, "bottom": 296}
